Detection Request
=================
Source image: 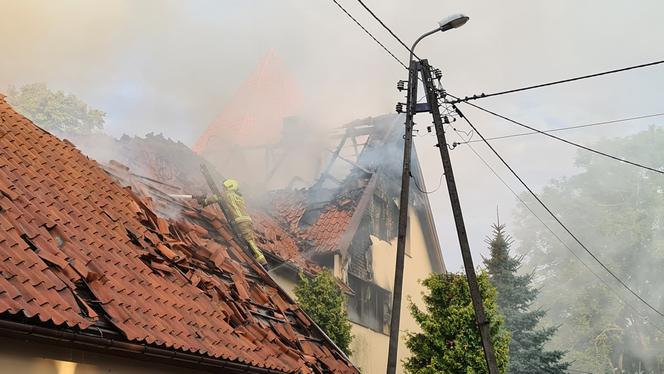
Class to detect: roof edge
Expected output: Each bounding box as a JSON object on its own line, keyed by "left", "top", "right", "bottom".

{"left": 0, "top": 317, "right": 287, "bottom": 373}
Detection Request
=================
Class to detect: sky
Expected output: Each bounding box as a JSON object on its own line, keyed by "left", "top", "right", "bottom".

{"left": 1, "top": 0, "right": 664, "bottom": 271}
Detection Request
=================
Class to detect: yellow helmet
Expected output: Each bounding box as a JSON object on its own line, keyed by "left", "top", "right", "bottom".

{"left": 223, "top": 179, "right": 239, "bottom": 191}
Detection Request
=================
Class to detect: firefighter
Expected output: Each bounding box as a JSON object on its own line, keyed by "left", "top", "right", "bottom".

{"left": 199, "top": 179, "right": 269, "bottom": 269}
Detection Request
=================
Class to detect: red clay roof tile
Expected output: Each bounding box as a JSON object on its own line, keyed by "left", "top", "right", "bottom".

{"left": 0, "top": 96, "right": 357, "bottom": 373}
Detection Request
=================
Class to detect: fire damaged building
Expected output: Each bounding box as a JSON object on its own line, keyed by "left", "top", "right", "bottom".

{"left": 58, "top": 109, "right": 446, "bottom": 373}
{"left": 260, "top": 115, "right": 445, "bottom": 373}
{"left": 0, "top": 95, "right": 358, "bottom": 373}
{"left": 1, "top": 51, "right": 446, "bottom": 373}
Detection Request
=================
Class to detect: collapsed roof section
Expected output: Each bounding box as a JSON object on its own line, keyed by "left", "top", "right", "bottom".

{"left": 62, "top": 130, "right": 325, "bottom": 276}
{"left": 264, "top": 114, "right": 445, "bottom": 274}
{"left": 0, "top": 95, "right": 357, "bottom": 373}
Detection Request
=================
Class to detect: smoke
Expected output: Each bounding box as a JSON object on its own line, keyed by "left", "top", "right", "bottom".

{"left": 2, "top": 1, "right": 664, "bottom": 370}
{"left": 508, "top": 127, "right": 664, "bottom": 372}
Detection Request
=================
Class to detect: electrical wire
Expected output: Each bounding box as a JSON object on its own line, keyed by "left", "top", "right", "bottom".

{"left": 453, "top": 104, "right": 664, "bottom": 319}
{"left": 452, "top": 97, "right": 664, "bottom": 176}
{"left": 457, "top": 112, "right": 664, "bottom": 144}
{"left": 333, "top": 0, "right": 664, "bottom": 323}
{"left": 355, "top": 0, "right": 419, "bottom": 60}
{"left": 409, "top": 171, "right": 443, "bottom": 194}
{"left": 330, "top": 0, "right": 408, "bottom": 69}
{"left": 449, "top": 59, "right": 664, "bottom": 104}
{"left": 449, "top": 124, "right": 664, "bottom": 334}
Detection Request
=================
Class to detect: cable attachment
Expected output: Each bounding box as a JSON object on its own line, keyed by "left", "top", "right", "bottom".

{"left": 453, "top": 105, "right": 465, "bottom": 118}
{"left": 396, "top": 80, "right": 407, "bottom": 91}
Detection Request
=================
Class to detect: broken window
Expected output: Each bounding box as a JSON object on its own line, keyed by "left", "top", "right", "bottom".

{"left": 346, "top": 274, "right": 391, "bottom": 334}
{"left": 372, "top": 195, "right": 388, "bottom": 240}
{"left": 372, "top": 194, "right": 399, "bottom": 242}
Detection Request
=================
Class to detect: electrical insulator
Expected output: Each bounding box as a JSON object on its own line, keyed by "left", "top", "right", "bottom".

{"left": 396, "top": 80, "right": 407, "bottom": 91}
{"left": 433, "top": 68, "right": 443, "bottom": 79}
{"left": 427, "top": 126, "right": 432, "bottom": 133}
{"left": 395, "top": 103, "right": 405, "bottom": 113}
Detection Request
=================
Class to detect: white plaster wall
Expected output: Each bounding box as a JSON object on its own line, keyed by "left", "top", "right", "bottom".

{"left": 271, "top": 208, "right": 439, "bottom": 374}
{"left": 350, "top": 209, "right": 436, "bottom": 374}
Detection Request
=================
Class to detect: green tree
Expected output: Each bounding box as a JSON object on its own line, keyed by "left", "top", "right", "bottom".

{"left": 7, "top": 83, "right": 105, "bottom": 134}
{"left": 404, "top": 272, "right": 510, "bottom": 374}
{"left": 514, "top": 127, "right": 664, "bottom": 373}
{"left": 294, "top": 270, "right": 353, "bottom": 355}
{"left": 484, "top": 223, "right": 569, "bottom": 373}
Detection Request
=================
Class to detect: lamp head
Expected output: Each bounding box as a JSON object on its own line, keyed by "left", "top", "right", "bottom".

{"left": 438, "top": 14, "right": 469, "bottom": 32}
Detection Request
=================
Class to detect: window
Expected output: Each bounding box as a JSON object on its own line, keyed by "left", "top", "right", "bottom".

{"left": 372, "top": 195, "right": 388, "bottom": 240}
{"left": 347, "top": 275, "right": 392, "bottom": 334}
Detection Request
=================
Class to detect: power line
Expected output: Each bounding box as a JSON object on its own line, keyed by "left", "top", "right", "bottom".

{"left": 329, "top": 0, "right": 408, "bottom": 69}
{"left": 338, "top": 0, "right": 664, "bottom": 323}
{"left": 355, "top": 0, "right": 419, "bottom": 60}
{"left": 448, "top": 123, "right": 664, "bottom": 333}
{"left": 348, "top": 3, "right": 664, "bottom": 176}
{"left": 456, "top": 112, "right": 664, "bottom": 144}
{"left": 452, "top": 104, "right": 664, "bottom": 319}
{"left": 449, "top": 59, "right": 664, "bottom": 104}
{"left": 336, "top": 0, "right": 664, "bottom": 336}
{"left": 454, "top": 98, "right": 664, "bottom": 176}
{"left": 409, "top": 171, "right": 443, "bottom": 194}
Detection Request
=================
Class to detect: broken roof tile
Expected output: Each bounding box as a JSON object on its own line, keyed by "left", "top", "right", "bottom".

{"left": 0, "top": 96, "right": 357, "bottom": 373}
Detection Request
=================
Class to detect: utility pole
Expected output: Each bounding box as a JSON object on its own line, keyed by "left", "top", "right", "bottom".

{"left": 386, "top": 15, "right": 490, "bottom": 374}
{"left": 386, "top": 58, "right": 418, "bottom": 374}
{"left": 419, "top": 58, "right": 499, "bottom": 373}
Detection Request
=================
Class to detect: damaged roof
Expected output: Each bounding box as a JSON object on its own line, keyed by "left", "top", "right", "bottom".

{"left": 265, "top": 115, "right": 445, "bottom": 273}
{"left": 64, "top": 130, "right": 325, "bottom": 276}
{"left": 0, "top": 95, "right": 357, "bottom": 373}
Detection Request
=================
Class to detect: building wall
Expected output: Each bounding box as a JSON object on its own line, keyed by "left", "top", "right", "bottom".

{"left": 349, "top": 208, "right": 434, "bottom": 374}
{"left": 267, "top": 264, "right": 300, "bottom": 297}
{"left": 273, "top": 208, "right": 437, "bottom": 374}
{"left": 0, "top": 336, "right": 204, "bottom": 374}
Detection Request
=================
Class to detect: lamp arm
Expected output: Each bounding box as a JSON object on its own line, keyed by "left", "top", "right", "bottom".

{"left": 409, "top": 27, "right": 441, "bottom": 62}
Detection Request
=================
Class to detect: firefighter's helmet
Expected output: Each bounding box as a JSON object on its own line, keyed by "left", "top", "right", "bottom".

{"left": 223, "top": 179, "right": 239, "bottom": 191}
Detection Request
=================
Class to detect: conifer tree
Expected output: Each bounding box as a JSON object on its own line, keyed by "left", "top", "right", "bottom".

{"left": 404, "top": 272, "right": 510, "bottom": 374}
{"left": 484, "top": 223, "right": 569, "bottom": 374}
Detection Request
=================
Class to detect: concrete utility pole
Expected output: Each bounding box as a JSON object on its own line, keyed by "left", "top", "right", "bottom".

{"left": 386, "top": 14, "right": 499, "bottom": 374}
{"left": 386, "top": 57, "right": 418, "bottom": 374}
{"left": 420, "top": 59, "right": 499, "bottom": 373}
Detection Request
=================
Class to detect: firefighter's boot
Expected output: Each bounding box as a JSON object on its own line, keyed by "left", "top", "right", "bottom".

{"left": 247, "top": 239, "right": 269, "bottom": 270}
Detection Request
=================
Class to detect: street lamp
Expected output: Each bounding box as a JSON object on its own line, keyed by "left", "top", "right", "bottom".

{"left": 409, "top": 14, "right": 469, "bottom": 62}
{"left": 388, "top": 13, "right": 487, "bottom": 374}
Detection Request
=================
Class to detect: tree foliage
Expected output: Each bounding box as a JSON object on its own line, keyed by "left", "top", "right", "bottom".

{"left": 514, "top": 127, "right": 664, "bottom": 373}
{"left": 7, "top": 83, "right": 105, "bottom": 134}
{"left": 404, "top": 271, "right": 510, "bottom": 374}
{"left": 484, "top": 224, "right": 569, "bottom": 373}
{"left": 294, "top": 270, "right": 353, "bottom": 355}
